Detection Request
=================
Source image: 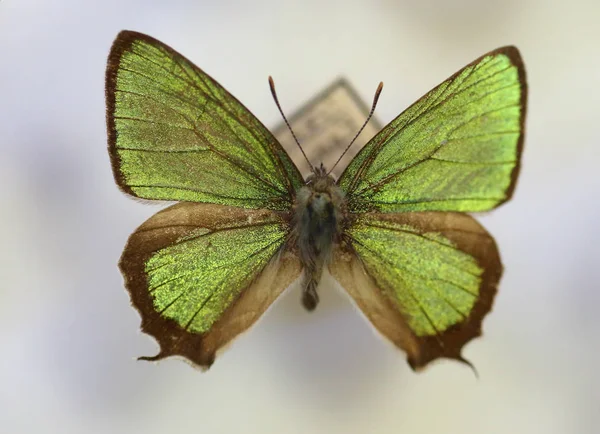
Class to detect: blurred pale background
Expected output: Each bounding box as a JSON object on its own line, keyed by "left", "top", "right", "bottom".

{"left": 1, "top": 1, "right": 599, "bottom": 433}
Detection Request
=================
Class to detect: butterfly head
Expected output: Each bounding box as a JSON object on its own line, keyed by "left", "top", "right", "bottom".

{"left": 306, "top": 162, "right": 331, "bottom": 181}
{"left": 298, "top": 163, "right": 343, "bottom": 223}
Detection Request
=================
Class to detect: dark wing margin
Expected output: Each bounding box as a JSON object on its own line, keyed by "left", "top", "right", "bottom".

{"left": 330, "top": 212, "right": 501, "bottom": 370}
{"left": 120, "top": 202, "right": 302, "bottom": 368}
{"left": 106, "top": 30, "right": 303, "bottom": 210}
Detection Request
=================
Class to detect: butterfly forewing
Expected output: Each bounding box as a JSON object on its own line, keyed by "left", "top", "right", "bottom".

{"left": 106, "top": 31, "right": 303, "bottom": 210}
{"left": 120, "top": 202, "right": 301, "bottom": 367}
{"left": 338, "top": 47, "right": 526, "bottom": 213}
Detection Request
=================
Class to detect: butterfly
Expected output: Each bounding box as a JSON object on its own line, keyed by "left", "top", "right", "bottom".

{"left": 106, "top": 30, "right": 526, "bottom": 370}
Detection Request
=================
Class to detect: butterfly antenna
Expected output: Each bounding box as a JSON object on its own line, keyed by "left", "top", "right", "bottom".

{"left": 269, "top": 76, "right": 313, "bottom": 172}
{"left": 328, "top": 81, "right": 383, "bottom": 175}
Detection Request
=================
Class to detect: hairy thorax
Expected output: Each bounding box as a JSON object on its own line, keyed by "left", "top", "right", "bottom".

{"left": 292, "top": 165, "right": 346, "bottom": 310}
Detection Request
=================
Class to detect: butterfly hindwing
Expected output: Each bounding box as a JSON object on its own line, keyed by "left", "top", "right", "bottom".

{"left": 330, "top": 211, "right": 501, "bottom": 369}
{"left": 106, "top": 31, "right": 304, "bottom": 211}
{"left": 120, "top": 202, "right": 301, "bottom": 367}
{"left": 338, "top": 47, "right": 527, "bottom": 213}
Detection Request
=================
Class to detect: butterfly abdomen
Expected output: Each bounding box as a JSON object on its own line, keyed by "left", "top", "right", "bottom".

{"left": 294, "top": 172, "right": 346, "bottom": 310}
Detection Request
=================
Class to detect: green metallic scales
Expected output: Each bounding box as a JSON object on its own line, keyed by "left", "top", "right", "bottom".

{"left": 107, "top": 32, "right": 526, "bottom": 369}
{"left": 112, "top": 37, "right": 303, "bottom": 210}
{"left": 146, "top": 221, "right": 286, "bottom": 333}
{"left": 339, "top": 53, "right": 522, "bottom": 213}
{"left": 349, "top": 217, "right": 481, "bottom": 336}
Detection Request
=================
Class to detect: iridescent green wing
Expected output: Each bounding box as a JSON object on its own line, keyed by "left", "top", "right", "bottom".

{"left": 330, "top": 212, "right": 500, "bottom": 369}
{"left": 120, "top": 202, "right": 301, "bottom": 368}
{"left": 338, "top": 47, "right": 527, "bottom": 213}
{"left": 106, "top": 31, "right": 303, "bottom": 211}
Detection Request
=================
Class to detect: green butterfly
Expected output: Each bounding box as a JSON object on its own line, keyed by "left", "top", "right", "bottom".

{"left": 106, "top": 30, "right": 526, "bottom": 370}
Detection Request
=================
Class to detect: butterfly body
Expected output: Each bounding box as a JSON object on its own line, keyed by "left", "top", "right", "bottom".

{"left": 106, "top": 31, "right": 526, "bottom": 370}
{"left": 293, "top": 165, "right": 346, "bottom": 310}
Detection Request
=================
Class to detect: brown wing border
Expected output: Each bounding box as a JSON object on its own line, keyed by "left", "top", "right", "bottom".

{"left": 332, "top": 211, "right": 502, "bottom": 370}
{"left": 119, "top": 202, "right": 301, "bottom": 368}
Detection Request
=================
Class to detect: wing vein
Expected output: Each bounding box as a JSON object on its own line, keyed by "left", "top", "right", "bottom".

{"left": 117, "top": 146, "right": 208, "bottom": 153}
{"left": 350, "top": 236, "right": 478, "bottom": 296}
{"left": 344, "top": 58, "right": 518, "bottom": 197}
{"left": 118, "top": 67, "right": 208, "bottom": 112}
{"left": 429, "top": 157, "right": 516, "bottom": 165}
{"left": 182, "top": 239, "right": 282, "bottom": 331}
{"left": 127, "top": 183, "right": 285, "bottom": 203}
{"left": 115, "top": 89, "right": 198, "bottom": 125}
{"left": 353, "top": 103, "right": 520, "bottom": 196}
{"left": 114, "top": 115, "right": 195, "bottom": 131}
